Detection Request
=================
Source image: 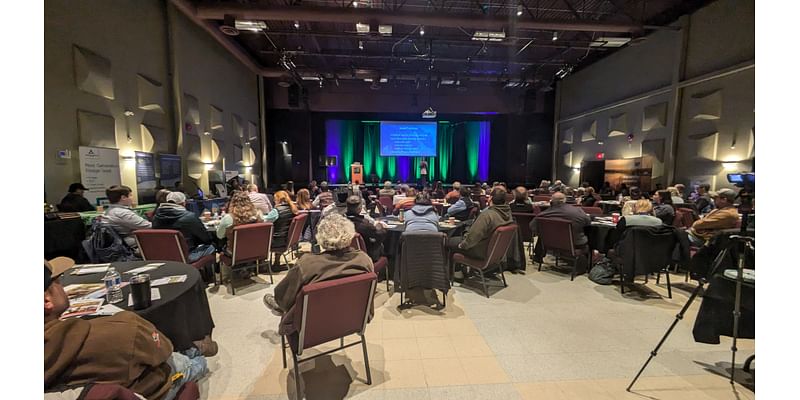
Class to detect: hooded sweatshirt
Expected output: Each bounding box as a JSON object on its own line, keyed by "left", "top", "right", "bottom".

{"left": 404, "top": 205, "right": 439, "bottom": 233}
{"left": 45, "top": 311, "right": 174, "bottom": 400}
{"left": 152, "top": 203, "right": 212, "bottom": 249}
{"left": 460, "top": 203, "right": 513, "bottom": 259}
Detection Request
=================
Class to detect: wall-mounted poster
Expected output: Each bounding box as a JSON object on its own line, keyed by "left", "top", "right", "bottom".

{"left": 135, "top": 151, "right": 157, "bottom": 204}
{"left": 159, "top": 154, "right": 182, "bottom": 189}
{"left": 78, "top": 146, "right": 121, "bottom": 206}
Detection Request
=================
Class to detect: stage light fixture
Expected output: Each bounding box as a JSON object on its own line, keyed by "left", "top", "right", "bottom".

{"left": 356, "top": 22, "right": 370, "bottom": 33}
{"left": 293, "top": 21, "right": 300, "bottom": 29}
{"left": 358, "top": 40, "right": 364, "bottom": 50}
{"left": 234, "top": 20, "right": 267, "bottom": 32}
{"left": 419, "top": 26, "right": 425, "bottom": 36}
{"left": 517, "top": 5, "right": 523, "bottom": 16}
{"left": 353, "top": 1, "right": 358, "bottom": 7}
{"left": 552, "top": 31, "right": 558, "bottom": 41}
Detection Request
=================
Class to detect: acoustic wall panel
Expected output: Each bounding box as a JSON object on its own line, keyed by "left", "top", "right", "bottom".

{"left": 184, "top": 133, "right": 202, "bottom": 162}
{"left": 581, "top": 121, "right": 597, "bottom": 142}
{"left": 73, "top": 45, "right": 114, "bottom": 100}
{"left": 690, "top": 90, "right": 722, "bottom": 120}
{"left": 232, "top": 113, "right": 244, "bottom": 139}
{"left": 210, "top": 105, "right": 224, "bottom": 131}
{"left": 563, "top": 150, "right": 573, "bottom": 167}
{"left": 183, "top": 93, "right": 200, "bottom": 126}
{"left": 608, "top": 114, "right": 627, "bottom": 137}
{"left": 246, "top": 146, "right": 257, "bottom": 166}
{"left": 137, "top": 74, "right": 164, "bottom": 113}
{"left": 642, "top": 102, "right": 668, "bottom": 131}
{"left": 688, "top": 131, "right": 720, "bottom": 160}
{"left": 140, "top": 124, "right": 168, "bottom": 154}
{"left": 77, "top": 110, "right": 116, "bottom": 148}
{"left": 211, "top": 139, "right": 223, "bottom": 162}
{"left": 247, "top": 121, "right": 258, "bottom": 141}
{"left": 562, "top": 127, "right": 574, "bottom": 144}
{"left": 233, "top": 145, "right": 243, "bottom": 165}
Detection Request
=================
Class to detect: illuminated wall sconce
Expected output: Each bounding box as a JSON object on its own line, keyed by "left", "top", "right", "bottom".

{"left": 122, "top": 155, "right": 135, "bottom": 163}
{"left": 572, "top": 164, "right": 581, "bottom": 173}
{"left": 722, "top": 162, "right": 739, "bottom": 171}
{"left": 204, "top": 162, "right": 214, "bottom": 170}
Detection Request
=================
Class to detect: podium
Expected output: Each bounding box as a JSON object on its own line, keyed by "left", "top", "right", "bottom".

{"left": 351, "top": 162, "right": 363, "bottom": 185}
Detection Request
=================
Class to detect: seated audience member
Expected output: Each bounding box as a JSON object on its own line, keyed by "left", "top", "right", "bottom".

{"left": 153, "top": 192, "right": 216, "bottom": 262}
{"left": 581, "top": 187, "right": 601, "bottom": 207}
{"left": 619, "top": 183, "right": 630, "bottom": 197}
{"left": 216, "top": 191, "right": 271, "bottom": 241}
{"left": 345, "top": 195, "right": 387, "bottom": 261}
{"left": 445, "top": 181, "right": 462, "bottom": 204}
{"left": 599, "top": 181, "right": 614, "bottom": 196}
{"left": 155, "top": 188, "right": 172, "bottom": 209}
{"left": 45, "top": 258, "right": 209, "bottom": 400}
{"left": 510, "top": 186, "right": 534, "bottom": 213}
{"left": 295, "top": 188, "right": 313, "bottom": 211}
{"left": 674, "top": 183, "right": 688, "bottom": 202}
{"left": 404, "top": 193, "right": 440, "bottom": 233}
{"left": 667, "top": 186, "right": 685, "bottom": 204}
{"left": 271, "top": 190, "right": 299, "bottom": 263}
{"left": 430, "top": 181, "right": 446, "bottom": 199}
{"left": 575, "top": 187, "right": 586, "bottom": 199}
{"left": 470, "top": 181, "right": 484, "bottom": 196}
{"left": 529, "top": 192, "right": 591, "bottom": 263}
{"left": 58, "top": 183, "right": 95, "bottom": 212}
{"left": 392, "top": 184, "right": 409, "bottom": 205}
{"left": 445, "top": 186, "right": 475, "bottom": 220}
{"left": 101, "top": 185, "right": 152, "bottom": 249}
{"left": 379, "top": 181, "right": 396, "bottom": 197}
{"left": 621, "top": 186, "right": 644, "bottom": 215}
{"left": 395, "top": 188, "right": 417, "bottom": 211}
{"left": 447, "top": 188, "right": 513, "bottom": 278}
{"left": 247, "top": 184, "right": 273, "bottom": 214}
{"left": 687, "top": 188, "right": 739, "bottom": 246}
{"left": 262, "top": 213, "right": 374, "bottom": 335}
{"left": 653, "top": 190, "right": 676, "bottom": 225}
{"left": 548, "top": 180, "right": 565, "bottom": 193}
{"left": 617, "top": 199, "right": 663, "bottom": 232}
{"left": 308, "top": 180, "right": 320, "bottom": 199}
{"left": 693, "top": 183, "right": 714, "bottom": 214}
{"left": 312, "top": 181, "right": 334, "bottom": 209}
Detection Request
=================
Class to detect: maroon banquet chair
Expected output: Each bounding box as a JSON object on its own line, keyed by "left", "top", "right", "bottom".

{"left": 451, "top": 224, "right": 517, "bottom": 297}
{"left": 134, "top": 229, "right": 217, "bottom": 284}
{"left": 351, "top": 233, "right": 390, "bottom": 292}
{"left": 533, "top": 195, "right": 552, "bottom": 202}
{"left": 281, "top": 272, "right": 378, "bottom": 399}
{"left": 378, "top": 196, "right": 394, "bottom": 215}
{"left": 176, "top": 381, "right": 200, "bottom": 400}
{"left": 535, "top": 217, "right": 590, "bottom": 281}
{"left": 220, "top": 222, "right": 274, "bottom": 294}
{"left": 512, "top": 213, "right": 537, "bottom": 258}
{"left": 580, "top": 206, "right": 603, "bottom": 215}
{"left": 272, "top": 213, "right": 308, "bottom": 266}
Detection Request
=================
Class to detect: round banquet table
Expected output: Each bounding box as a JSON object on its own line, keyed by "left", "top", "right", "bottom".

{"left": 379, "top": 217, "right": 459, "bottom": 261}
{"left": 61, "top": 261, "right": 215, "bottom": 351}
{"left": 586, "top": 221, "right": 621, "bottom": 254}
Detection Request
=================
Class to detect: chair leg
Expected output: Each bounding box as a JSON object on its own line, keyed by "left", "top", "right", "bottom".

{"left": 499, "top": 263, "right": 508, "bottom": 287}
{"left": 555, "top": 256, "right": 559, "bottom": 267}
{"left": 292, "top": 352, "right": 302, "bottom": 399}
{"left": 266, "top": 259, "right": 274, "bottom": 284}
{"left": 256, "top": 260, "right": 260, "bottom": 275}
{"left": 620, "top": 273, "right": 625, "bottom": 295}
{"left": 360, "top": 334, "right": 373, "bottom": 385}
{"left": 281, "top": 335, "right": 287, "bottom": 369}
{"left": 441, "top": 290, "right": 446, "bottom": 308}
{"left": 570, "top": 258, "right": 576, "bottom": 281}
{"left": 665, "top": 269, "right": 672, "bottom": 299}
{"left": 656, "top": 270, "right": 660, "bottom": 285}
{"left": 479, "top": 269, "right": 489, "bottom": 298}
{"left": 385, "top": 267, "right": 390, "bottom": 293}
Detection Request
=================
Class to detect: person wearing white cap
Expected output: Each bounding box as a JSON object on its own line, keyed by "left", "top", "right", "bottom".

{"left": 152, "top": 191, "right": 216, "bottom": 262}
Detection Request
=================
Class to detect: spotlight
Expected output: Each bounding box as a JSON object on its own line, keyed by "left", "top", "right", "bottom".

{"left": 552, "top": 31, "right": 558, "bottom": 41}
{"left": 516, "top": 5, "right": 523, "bottom": 16}
{"left": 419, "top": 26, "right": 425, "bottom": 36}
{"left": 358, "top": 40, "right": 364, "bottom": 50}
{"left": 353, "top": 1, "right": 358, "bottom": 7}
{"left": 293, "top": 21, "right": 300, "bottom": 29}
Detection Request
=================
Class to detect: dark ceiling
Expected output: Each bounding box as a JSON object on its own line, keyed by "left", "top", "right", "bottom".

{"left": 187, "top": 0, "right": 712, "bottom": 90}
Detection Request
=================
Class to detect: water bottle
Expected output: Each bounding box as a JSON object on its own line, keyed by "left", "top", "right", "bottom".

{"left": 103, "top": 267, "right": 124, "bottom": 304}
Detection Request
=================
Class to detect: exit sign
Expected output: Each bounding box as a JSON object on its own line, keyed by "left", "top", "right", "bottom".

{"left": 595, "top": 152, "right": 605, "bottom": 160}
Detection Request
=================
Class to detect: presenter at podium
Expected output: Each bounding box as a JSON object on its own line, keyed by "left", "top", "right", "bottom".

{"left": 419, "top": 160, "right": 428, "bottom": 188}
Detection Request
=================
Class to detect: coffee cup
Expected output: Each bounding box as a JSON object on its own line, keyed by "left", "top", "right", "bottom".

{"left": 612, "top": 213, "right": 620, "bottom": 224}
{"left": 130, "top": 274, "right": 152, "bottom": 310}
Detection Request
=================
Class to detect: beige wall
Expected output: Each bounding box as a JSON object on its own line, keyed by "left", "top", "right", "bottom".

{"left": 554, "top": 0, "right": 754, "bottom": 191}
{"left": 44, "top": 0, "right": 261, "bottom": 204}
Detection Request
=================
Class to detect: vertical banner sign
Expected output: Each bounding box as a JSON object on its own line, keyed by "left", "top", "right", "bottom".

{"left": 158, "top": 154, "right": 182, "bottom": 189}
{"left": 79, "top": 146, "right": 121, "bottom": 206}
{"left": 135, "top": 151, "right": 157, "bottom": 204}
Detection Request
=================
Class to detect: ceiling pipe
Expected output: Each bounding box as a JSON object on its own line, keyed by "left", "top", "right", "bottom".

{"left": 170, "top": 0, "right": 284, "bottom": 77}
{"left": 260, "top": 50, "right": 566, "bottom": 66}
{"left": 195, "top": 4, "right": 647, "bottom": 34}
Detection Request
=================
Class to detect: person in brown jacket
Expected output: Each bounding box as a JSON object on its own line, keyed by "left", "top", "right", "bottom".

{"left": 263, "top": 213, "right": 374, "bottom": 335}
{"left": 688, "top": 188, "right": 740, "bottom": 246}
{"left": 44, "top": 258, "right": 208, "bottom": 400}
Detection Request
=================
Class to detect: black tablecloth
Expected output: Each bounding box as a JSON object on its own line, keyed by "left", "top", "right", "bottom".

{"left": 586, "top": 223, "right": 620, "bottom": 254}
{"left": 381, "top": 218, "right": 458, "bottom": 260}
{"left": 45, "top": 218, "right": 86, "bottom": 260}
{"left": 693, "top": 273, "right": 755, "bottom": 344}
{"left": 61, "top": 261, "right": 215, "bottom": 351}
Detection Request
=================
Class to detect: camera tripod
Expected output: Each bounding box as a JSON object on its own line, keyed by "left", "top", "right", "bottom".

{"left": 627, "top": 226, "right": 754, "bottom": 391}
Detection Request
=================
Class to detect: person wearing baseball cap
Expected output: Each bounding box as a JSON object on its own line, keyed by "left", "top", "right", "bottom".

{"left": 152, "top": 191, "right": 216, "bottom": 263}
{"left": 57, "top": 183, "right": 95, "bottom": 212}
{"left": 45, "top": 257, "right": 209, "bottom": 400}
{"left": 688, "top": 187, "right": 740, "bottom": 246}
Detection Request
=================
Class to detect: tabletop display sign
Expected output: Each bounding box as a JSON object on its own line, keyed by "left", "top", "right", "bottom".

{"left": 135, "top": 151, "right": 157, "bottom": 204}
{"left": 158, "top": 154, "right": 182, "bottom": 189}
{"left": 79, "top": 146, "right": 121, "bottom": 206}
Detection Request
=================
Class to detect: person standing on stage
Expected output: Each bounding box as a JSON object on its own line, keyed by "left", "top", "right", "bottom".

{"left": 419, "top": 160, "right": 429, "bottom": 188}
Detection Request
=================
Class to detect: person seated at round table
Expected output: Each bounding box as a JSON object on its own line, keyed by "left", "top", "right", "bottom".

{"left": 393, "top": 184, "right": 409, "bottom": 205}
{"left": 295, "top": 188, "right": 313, "bottom": 211}
{"left": 58, "top": 182, "right": 96, "bottom": 212}
{"left": 430, "top": 180, "right": 446, "bottom": 199}
{"left": 404, "top": 193, "right": 440, "bottom": 233}
{"left": 45, "top": 258, "right": 210, "bottom": 400}
{"left": 621, "top": 186, "right": 644, "bottom": 215}
{"left": 666, "top": 186, "right": 685, "bottom": 204}
{"left": 379, "top": 180, "right": 396, "bottom": 197}
{"left": 509, "top": 186, "right": 534, "bottom": 213}
{"left": 262, "top": 213, "right": 374, "bottom": 334}
{"left": 580, "top": 186, "right": 601, "bottom": 207}
{"left": 270, "top": 190, "right": 299, "bottom": 269}
{"left": 154, "top": 188, "right": 172, "bottom": 210}
{"left": 444, "top": 186, "right": 475, "bottom": 221}
{"left": 345, "top": 195, "right": 387, "bottom": 262}
{"left": 445, "top": 181, "right": 462, "bottom": 204}
{"left": 153, "top": 191, "right": 216, "bottom": 262}
{"left": 616, "top": 199, "right": 663, "bottom": 232}
{"left": 653, "top": 190, "right": 676, "bottom": 225}
{"left": 394, "top": 187, "right": 417, "bottom": 212}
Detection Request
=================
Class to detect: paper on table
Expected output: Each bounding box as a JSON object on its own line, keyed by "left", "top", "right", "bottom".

{"left": 71, "top": 264, "right": 110, "bottom": 275}
{"left": 151, "top": 275, "right": 187, "bottom": 287}
{"left": 124, "top": 263, "right": 164, "bottom": 275}
{"left": 94, "top": 304, "right": 124, "bottom": 316}
{"left": 60, "top": 299, "right": 105, "bottom": 319}
{"left": 127, "top": 288, "right": 162, "bottom": 307}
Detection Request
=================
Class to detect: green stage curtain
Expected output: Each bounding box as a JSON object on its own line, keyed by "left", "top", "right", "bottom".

{"left": 363, "top": 123, "right": 378, "bottom": 178}
{"left": 342, "top": 121, "right": 357, "bottom": 181}
{"left": 437, "top": 123, "right": 453, "bottom": 181}
{"left": 387, "top": 156, "right": 396, "bottom": 180}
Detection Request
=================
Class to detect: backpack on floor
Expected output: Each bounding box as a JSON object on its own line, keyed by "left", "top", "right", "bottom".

{"left": 589, "top": 256, "right": 617, "bottom": 285}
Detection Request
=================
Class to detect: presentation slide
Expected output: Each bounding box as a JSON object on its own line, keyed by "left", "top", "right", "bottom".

{"left": 380, "top": 121, "right": 437, "bottom": 156}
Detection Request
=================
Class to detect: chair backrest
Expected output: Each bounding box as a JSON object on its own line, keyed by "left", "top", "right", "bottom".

{"left": 378, "top": 196, "right": 393, "bottom": 210}
{"left": 286, "top": 213, "right": 308, "bottom": 249}
{"left": 478, "top": 196, "right": 488, "bottom": 210}
{"left": 398, "top": 232, "right": 449, "bottom": 290}
{"left": 618, "top": 226, "right": 676, "bottom": 274}
{"left": 231, "top": 222, "right": 273, "bottom": 265}
{"left": 480, "top": 224, "right": 518, "bottom": 268}
{"left": 134, "top": 229, "right": 189, "bottom": 263}
{"left": 535, "top": 217, "right": 576, "bottom": 256}
{"left": 581, "top": 206, "right": 603, "bottom": 215}
{"left": 467, "top": 206, "right": 478, "bottom": 220}
{"left": 350, "top": 232, "right": 368, "bottom": 252}
{"left": 505, "top": 193, "right": 514, "bottom": 204}
{"left": 293, "top": 272, "right": 378, "bottom": 353}
{"left": 533, "top": 195, "right": 552, "bottom": 202}
{"left": 512, "top": 213, "right": 536, "bottom": 241}
{"left": 175, "top": 381, "right": 200, "bottom": 400}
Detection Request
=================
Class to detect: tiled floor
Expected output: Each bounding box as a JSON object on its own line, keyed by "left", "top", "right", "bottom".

{"left": 199, "top": 244, "right": 755, "bottom": 399}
